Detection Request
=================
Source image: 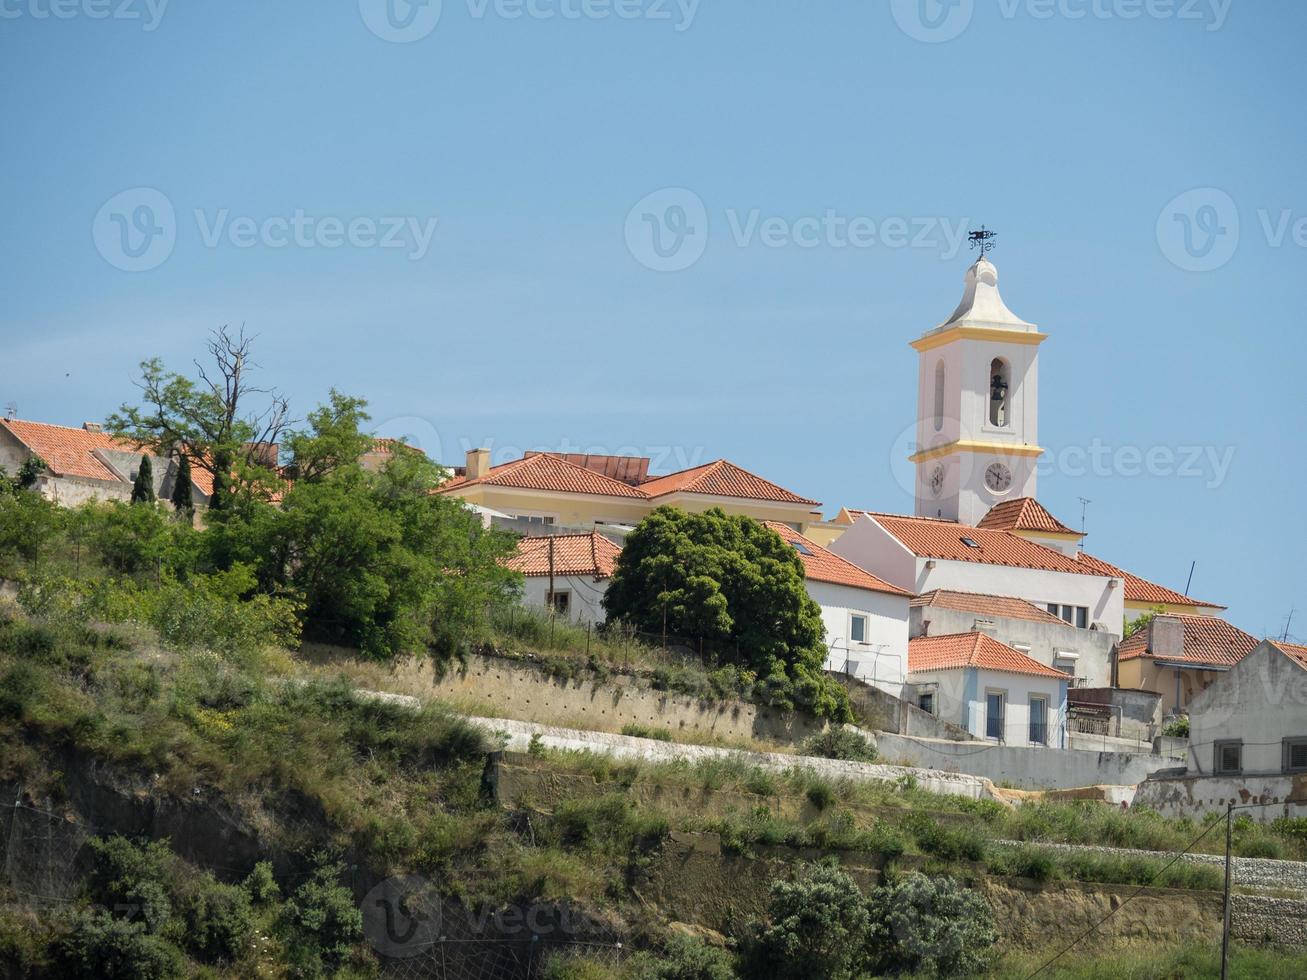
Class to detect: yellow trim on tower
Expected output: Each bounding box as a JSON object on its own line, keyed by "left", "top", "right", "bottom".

{"left": 909, "top": 440, "right": 1045, "bottom": 464}
{"left": 910, "top": 326, "right": 1049, "bottom": 353}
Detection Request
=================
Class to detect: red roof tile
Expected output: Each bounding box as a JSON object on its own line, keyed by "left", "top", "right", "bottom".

{"left": 1075, "top": 553, "right": 1223, "bottom": 610}
{"left": 762, "top": 522, "right": 911, "bottom": 597}
{"left": 503, "top": 532, "right": 622, "bottom": 578}
{"left": 525, "top": 452, "right": 650, "bottom": 486}
{"left": 909, "top": 632, "right": 1069, "bottom": 680}
{"left": 1272, "top": 641, "right": 1307, "bottom": 671}
{"left": 847, "top": 511, "right": 1105, "bottom": 576}
{"left": 912, "top": 590, "right": 1071, "bottom": 627}
{"left": 1, "top": 418, "right": 130, "bottom": 481}
{"left": 639, "top": 460, "right": 819, "bottom": 506}
{"left": 977, "top": 498, "right": 1079, "bottom": 535}
{"left": 441, "top": 453, "right": 649, "bottom": 498}
{"left": 1117, "top": 614, "right": 1258, "bottom": 668}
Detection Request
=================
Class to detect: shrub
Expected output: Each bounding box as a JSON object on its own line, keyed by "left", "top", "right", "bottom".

{"left": 1162, "top": 715, "right": 1190, "bottom": 739}
{"left": 865, "top": 873, "right": 997, "bottom": 978}
{"left": 800, "top": 728, "right": 878, "bottom": 763}
{"left": 743, "top": 861, "right": 873, "bottom": 980}
{"left": 279, "top": 856, "right": 364, "bottom": 977}
{"left": 245, "top": 861, "right": 281, "bottom": 905}
{"left": 54, "top": 908, "right": 184, "bottom": 980}
{"left": 84, "top": 836, "right": 175, "bottom": 935}
{"left": 176, "top": 872, "right": 254, "bottom": 963}
{"left": 906, "top": 814, "right": 987, "bottom": 863}
{"left": 626, "top": 933, "right": 736, "bottom": 980}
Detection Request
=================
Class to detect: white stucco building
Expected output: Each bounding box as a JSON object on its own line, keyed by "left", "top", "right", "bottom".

{"left": 828, "top": 510, "right": 1125, "bottom": 637}
{"left": 763, "top": 522, "right": 912, "bottom": 699}
{"left": 906, "top": 631, "right": 1070, "bottom": 747}
{"left": 502, "top": 531, "right": 622, "bottom": 625}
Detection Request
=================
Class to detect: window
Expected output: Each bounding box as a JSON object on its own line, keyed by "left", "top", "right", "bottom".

{"left": 918, "top": 692, "right": 935, "bottom": 715}
{"left": 1214, "top": 740, "right": 1243, "bottom": 775}
{"left": 961, "top": 537, "right": 981, "bottom": 549}
{"left": 933, "top": 360, "right": 945, "bottom": 432}
{"left": 515, "top": 514, "right": 556, "bottom": 526}
{"left": 988, "top": 358, "right": 1011, "bottom": 427}
{"left": 1284, "top": 739, "right": 1307, "bottom": 774}
{"left": 850, "top": 614, "right": 868, "bottom": 644}
{"left": 1047, "top": 603, "right": 1088, "bottom": 628}
{"left": 547, "top": 590, "right": 570, "bottom": 616}
{"left": 1029, "top": 697, "right": 1048, "bottom": 745}
{"left": 985, "top": 691, "right": 1006, "bottom": 741}
{"left": 791, "top": 540, "right": 813, "bottom": 556}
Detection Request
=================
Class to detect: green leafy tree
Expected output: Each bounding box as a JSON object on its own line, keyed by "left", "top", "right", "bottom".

{"left": 0, "top": 487, "right": 66, "bottom": 571}
{"left": 108, "top": 327, "right": 290, "bottom": 513}
{"left": 864, "top": 873, "right": 997, "bottom": 978}
{"left": 744, "top": 861, "right": 873, "bottom": 980}
{"left": 169, "top": 453, "right": 194, "bottom": 517}
{"left": 131, "top": 455, "right": 156, "bottom": 504}
{"left": 603, "top": 507, "right": 848, "bottom": 719}
{"left": 626, "top": 933, "right": 737, "bottom": 980}
{"left": 278, "top": 856, "right": 363, "bottom": 977}
{"left": 17, "top": 454, "right": 48, "bottom": 490}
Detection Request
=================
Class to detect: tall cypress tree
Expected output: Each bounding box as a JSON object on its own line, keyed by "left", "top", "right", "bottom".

{"left": 170, "top": 454, "right": 194, "bottom": 516}
{"left": 130, "top": 455, "right": 155, "bottom": 504}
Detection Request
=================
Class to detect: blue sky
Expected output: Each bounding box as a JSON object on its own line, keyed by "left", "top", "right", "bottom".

{"left": 2, "top": 1, "right": 1304, "bottom": 640}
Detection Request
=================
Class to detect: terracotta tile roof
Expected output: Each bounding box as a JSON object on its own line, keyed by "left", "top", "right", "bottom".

{"left": 847, "top": 511, "right": 1105, "bottom": 577}
{"left": 639, "top": 459, "right": 819, "bottom": 506}
{"left": 912, "top": 589, "right": 1071, "bottom": 627}
{"left": 909, "top": 632, "right": 1070, "bottom": 680}
{"left": 503, "top": 532, "right": 622, "bottom": 578}
{"left": 525, "top": 452, "right": 650, "bottom": 486}
{"left": 762, "top": 522, "right": 911, "bottom": 597}
{"left": 440, "top": 453, "right": 819, "bottom": 508}
{"left": 0, "top": 418, "right": 131, "bottom": 481}
{"left": 440, "top": 453, "right": 649, "bottom": 498}
{"left": 1117, "top": 614, "right": 1258, "bottom": 668}
{"left": 977, "top": 497, "right": 1079, "bottom": 535}
{"left": 1271, "top": 641, "right": 1307, "bottom": 671}
{"left": 1074, "top": 553, "right": 1223, "bottom": 610}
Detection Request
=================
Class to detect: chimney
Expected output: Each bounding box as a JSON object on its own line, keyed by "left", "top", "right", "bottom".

{"left": 973, "top": 619, "right": 999, "bottom": 638}
{"left": 1148, "top": 615, "right": 1185, "bottom": 659}
{"left": 82, "top": 422, "right": 103, "bottom": 433}
{"left": 465, "top": 448, "right": 491, "bottom": 480}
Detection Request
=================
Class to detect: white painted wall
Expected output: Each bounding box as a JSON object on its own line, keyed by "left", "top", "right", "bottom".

{"left": 520, "top": 575, "right": 609, "bottom": 625}
{"left": 810, "top": 580, "right": 909, "bottom": 699}
{"left": 909, "top": 666, "right": 1067, "bottom": 747}
{"left": 1187, "top": 641, "right": 1307, "bottom": 776}
{"left": 829, "top": 515, "right": 1124, "bottom": 635}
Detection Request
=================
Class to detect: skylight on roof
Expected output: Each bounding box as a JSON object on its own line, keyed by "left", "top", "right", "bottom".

{"left": 960, "top": 537, "right": 981, "bottom": 549}
{"left": 791, "top": 540, "right": 813, "bottom": 556}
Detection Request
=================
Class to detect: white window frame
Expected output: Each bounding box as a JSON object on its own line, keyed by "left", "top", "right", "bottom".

{"left": 1028, "top": 696, "right": 1049, "bottom": 745}
{"left": 985, "top": 689, "right": 1007, "bottom": 742}
{"left": 849, "top": 613, "right": 869, "bottom": 646}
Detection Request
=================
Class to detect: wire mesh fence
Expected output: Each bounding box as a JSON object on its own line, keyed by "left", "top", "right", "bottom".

{"left": 0, "top": 800, "right": 91, "bottom": 907}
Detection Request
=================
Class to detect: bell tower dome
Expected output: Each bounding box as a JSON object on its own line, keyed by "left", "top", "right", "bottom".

{"left": 910, "top": 256, "right": 1047, "bottom": 525}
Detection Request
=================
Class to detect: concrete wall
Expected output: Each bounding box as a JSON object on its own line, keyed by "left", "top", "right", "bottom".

{"left": 520, "top": 575, "right": 609, "bottom": 625}
{"left": 811, "top": 580, "right": 908, "bottom": 699}
{"left": 1134, "top": 772, "right": 1307, "bottom": 824}
{"left": 876, "top": 732, "right": 1177, "bottom": 790}
{"left": 1186, "top": 641, "right": 1307, "bottom": 776}
{"left": 1069, "top": 687, "right": 1163, "bottom": 741}
{"left": 829, "top": 671, "right": 972, "bottom": 741}
{"left": 912, "top": 604, "right": 1116, "bottom": 689}
{"left": 388, "top": 653, "right": 828, "bottom": 745}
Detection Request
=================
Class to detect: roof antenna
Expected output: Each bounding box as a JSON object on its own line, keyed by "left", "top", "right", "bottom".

{"left": 1077, "top": 497, "right": 1091, "bottom": 550}
{"left": 1284, "top": 609, "right": 1295, "bottom": 643}
{"left": 3, "top": 403, "right": 15, "bottom": 421}
{"left": 1183, "top": 561, "right": 1196, "bottom": 597}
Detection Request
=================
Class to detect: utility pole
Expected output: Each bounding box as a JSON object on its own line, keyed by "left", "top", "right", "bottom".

{"left": 1184, "top": 561, "right": 1197, "bottom": 598}
{"left": 1221, "top": 802, "right": 1233, "bottom": 980}
{"left": 547, "top": 536, "right": 556, "bottom": 644}
{"left": 1283, "top": 609, "right": 1296, "bottom": 643}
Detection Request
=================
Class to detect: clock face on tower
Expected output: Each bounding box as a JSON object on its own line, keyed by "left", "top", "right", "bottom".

{"left": 929, "top": 464, "right": 945, "bottom": 498}
{"left": 984, "top": 462, "right": 1013, "bottom": 495}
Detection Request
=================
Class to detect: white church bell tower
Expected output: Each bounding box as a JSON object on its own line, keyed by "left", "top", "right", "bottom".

{"left": 910, "top": 243, "right": 1047, "bottom": 525}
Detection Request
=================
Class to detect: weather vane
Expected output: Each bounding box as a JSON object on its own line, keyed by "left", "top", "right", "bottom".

{"left": 968, "top": 225, "right": 997, "bottom": 258}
